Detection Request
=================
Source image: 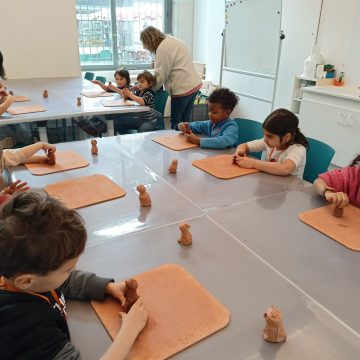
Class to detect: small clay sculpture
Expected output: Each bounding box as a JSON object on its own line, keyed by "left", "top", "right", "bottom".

{"left": 77, "top": 97, "right": 81, "bottom": 106}
{"left": 333, "top": 206, "right": 344, "bottom": 218}
{"left": 43, "top": 90, "right": 48, "bottom": 98}
{"left": 263, "top": 306, "right": 287, "bottom": 343}
{"left": 178, "top": 223, "right": 192, "bottom": 246}
{"left": 91, "top": 139, "right": 98, "bottom": 155}
{"left": 123, "top": 278, "right": 139, "bottom": 313}
{"left": 136, "top": 184, "right": 151, "bottom": 207}
{"left": 46, "top": 149, "right": 56, "bottom": 166}
{"left": 168, "top": 159, "right": 178, "bottom": 173}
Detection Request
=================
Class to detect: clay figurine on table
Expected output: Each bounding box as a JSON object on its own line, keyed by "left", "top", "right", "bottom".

{"left": 333, "top": 205, "right": 344, "bottom": 218}
{"left": 43, "top": 90, "right": 48, "bottom": 98}
{"left": 178, "top": 223, "right": 192, "bottom": 246}
{"left": 263, "top": 306, "right": 287, "bottom": 343}
{"left": 168, "top": 159, "right": 178, "bottom": 173}
{"left": 136, "top": 184, "right": 151, "bottom": 207}
{"left": 46, "top": 149, "right": 56, "bottom": 166}
{"left": 91, "top": 139, "right": 98, "bottom": 155}
{"left": 77, "top": 97, "right": 81, "bottom": 106}
{"left": 123, "top": 278, "right": 140, "bottom": 313}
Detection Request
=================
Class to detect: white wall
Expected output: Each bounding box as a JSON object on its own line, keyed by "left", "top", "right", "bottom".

{"left": 1, "top": 0, "right": 80, "bottom": 79}
{"left": 172, "top": 0, "right": 194, "bottom": 52}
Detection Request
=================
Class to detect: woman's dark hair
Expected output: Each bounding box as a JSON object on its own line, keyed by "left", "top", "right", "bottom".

{"left": 0, "top": 51, "right": 6, "bottom": 80}
{"left": 262, "top": 108, "right": 309, "bottom": 150}
{"left": 350, "top": 154, "right": 360, "bottom": 167}
{"left": 114, "top": 69, "right": 130, "bottom": 86}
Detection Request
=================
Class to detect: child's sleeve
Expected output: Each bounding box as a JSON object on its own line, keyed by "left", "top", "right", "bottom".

{"left": 189, "top": 120, "right": 211, "bottom": 135}
{"left": 247, "top": 139, "right": 267, "bottom": 153}
{"left": 318, "top": 168, "right": 346, "bottom": 192}
{"left": 54, "top": 341, "right": 81, "bottom": 360}
{"left": 2, "top": 148, "right": 27, "bottom": 167}
{"left": 153, "top": 47, "right": 172, "bottom": 91}
{"left": 60, "top": 270, "right": 113, "bottom": 301}
{"left": 284, "top": 145, "right": 306, "bottom": 170}
{"left": 142, "top": 91, "right": 154, "bottom": 107}
{"left": 200, "top": 123, "right": 238, "bottom": 149}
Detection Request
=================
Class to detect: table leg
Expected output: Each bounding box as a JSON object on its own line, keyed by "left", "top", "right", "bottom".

{"left": 38, "top": 126, "right": 49, "bottom": 142}
{"left": 106, "top": 119, "right": 115, "bottom": 137}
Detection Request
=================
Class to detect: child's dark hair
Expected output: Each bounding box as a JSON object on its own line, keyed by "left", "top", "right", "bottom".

{"left": 262, "top": 108, "right": 309, "bottom": 150}
{"left": 137, "top": 70, "right": 154, "bottom": 86}
{"left": 0, "top": 51, "right": 6, "bottom": 80}
{"left": 114, "top": 69, "right": 130, "bottom": 86}
{"left": 208, "top": 87, "right": 238, "bottom": 111}
{"left": 0, "top": 192, "right": 87, "bottom": 278}
{"left": 350, "top": 154, "right": 360, "bottom": 167}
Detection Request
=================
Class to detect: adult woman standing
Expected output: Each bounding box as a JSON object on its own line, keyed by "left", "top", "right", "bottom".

{"left": 140, "top": 26, "right": 202, "bottom": 129}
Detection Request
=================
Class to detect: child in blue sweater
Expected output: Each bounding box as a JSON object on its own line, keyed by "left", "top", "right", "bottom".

{"left": 175, "top": 87, "right": 238, "bottom": 149}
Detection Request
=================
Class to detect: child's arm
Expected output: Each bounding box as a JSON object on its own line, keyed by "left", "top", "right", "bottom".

{"left": 123, "top": 88, "right": 145, "bottom": 105}
{"left": 235, "top": 157, "right": 296, "bottom": 176}
{"left": 108, "top": 83, "right": 123, "bottom": 95}
{"left": 21, "top": 142, "right": 56, "bottom": 164}
{"left": 199, "top": 124, "right": 238, "bottom": 149}
{"left": 91, "top": 80, "right": 108, "bottom": 91}
{"left": 313, "top": 177, "right": 349, "bottom": 207}
{"left": 0, "top": 94, "right": 13, "bottom": 115}
{"left": 234, "top": 143, "right": 250, "bottom": 155}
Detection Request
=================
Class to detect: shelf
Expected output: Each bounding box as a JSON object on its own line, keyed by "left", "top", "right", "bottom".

{"left": 293, "top": 97, "right": 301, "bottom": 101}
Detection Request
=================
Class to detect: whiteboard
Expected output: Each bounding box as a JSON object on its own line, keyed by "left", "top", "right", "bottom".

{"left": 225, "top": 0, "right": 282, "bottom": 76}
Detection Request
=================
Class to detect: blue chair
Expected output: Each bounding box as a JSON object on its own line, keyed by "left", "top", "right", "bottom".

{"left": 153, "top": 89, "right": 169, "bottom": 130}
{"left": 84, "top": 72, "right": 95, "bottom": 81}
{"left": 234, "top": 118, "right": 264, "bottom": 159}
{"left": 95, "top": 76, "right": 107, "bottom": 84}
{"left": 303, "top": 137, "right": 335, "bottom": 183}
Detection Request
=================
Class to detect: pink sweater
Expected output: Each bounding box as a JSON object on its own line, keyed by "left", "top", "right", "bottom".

{"left": 319, "top": 166, "right": 360, "bottom": 207}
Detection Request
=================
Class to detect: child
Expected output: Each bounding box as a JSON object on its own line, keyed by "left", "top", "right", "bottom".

{"left": 234, "top": 108, "right": 309, "bottom": 177}
{"left": 0, "top": 192, "right": 147, "bottom": 360}
{"left": 175, "top": 87, "right": 238, "bottom": 149}
{"left": 92, "top": 69, "right": 131, "bottom": 94}
{"left": 313, "top": 154, "right": 360, "bottom": 208}
{"left": 114, "top": 71, "right": 158, "bottom": 134}
{"left": 0, "top": 51, "right": 13, "bottom": 116}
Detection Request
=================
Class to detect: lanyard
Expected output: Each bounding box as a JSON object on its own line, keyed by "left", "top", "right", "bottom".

{"left": 267, "top": 148, "right": 284, "bottom": 162}
{"left": 0, "top": 276, "right": 67, "bottom": 319}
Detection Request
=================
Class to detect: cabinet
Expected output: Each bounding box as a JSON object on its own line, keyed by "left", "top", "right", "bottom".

{"left": 299, "top": 86, "right": 360, "bottom": 167}
{"left": 290, "top": 76, "right": 317, "bottom": 115}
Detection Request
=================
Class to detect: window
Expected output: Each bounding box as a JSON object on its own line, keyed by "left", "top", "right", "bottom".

{"left": 76, "top": 0, "right": 171, "bottom": 70}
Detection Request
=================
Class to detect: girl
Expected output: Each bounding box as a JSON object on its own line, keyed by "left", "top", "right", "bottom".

{"left": 234, "top": 108, "right": 309, "bottom": 177}
{"left": 313, "top": 154, "right": 360, "bottom": 208}
{"left": 91, "top": 69, "right": 131, "bottom": 94}
{"left": 114, "top": 71, "right": 158, "bottom": 134}
{"left": 0, "top": 51, "right": 13, "bottom": 116}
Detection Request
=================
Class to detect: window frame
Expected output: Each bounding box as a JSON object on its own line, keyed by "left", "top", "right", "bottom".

{"left": 78, "top": 0, "right": 172, "bottom": 71}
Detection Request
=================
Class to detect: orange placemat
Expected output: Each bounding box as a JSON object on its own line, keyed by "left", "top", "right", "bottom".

{"left": 299, "top": 204, "right": 360, "bottom": 251}
{"left": 81, "top": 91, "right": 113, "bottom": 98}
{"left": 92, "top": 264, "right": 230, "bottom": 360}
{"left": 100, "top": 99, "right": 137, "bottom": 107}
{"left": 7, "top": 104, "right": 46, "bottom": 115}
{"left": 192, "top": 154, "right": 259, "bottom": 179}
{"left": 13, "top": 95, "right": 30, "bottom": 102}
{"left": 152, "top": 134, "right": 199, "bottom": 151}
{"left": 25, "top": 150, "right": 89, "bottom": 175}
{"left": 45, "top": 174, "right": 126, "bottom": 209}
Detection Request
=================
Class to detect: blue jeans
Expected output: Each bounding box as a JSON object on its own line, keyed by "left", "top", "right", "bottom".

{"left": 170, "top": 91, "right": 198, "bottom": 129}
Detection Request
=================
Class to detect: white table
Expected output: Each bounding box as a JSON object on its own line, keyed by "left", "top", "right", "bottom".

{"left": 1, "top": 77, "right": 149, "bottom": 141}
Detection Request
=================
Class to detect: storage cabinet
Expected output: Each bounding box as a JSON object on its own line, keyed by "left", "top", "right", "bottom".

{"left": 299, "top": 86, "right": 360, "bottom": 167}
{"left": 290, "top": 75, "right": 317, "bottom": 115}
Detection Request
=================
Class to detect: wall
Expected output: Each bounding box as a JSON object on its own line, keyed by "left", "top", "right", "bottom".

{"left": 1, "top": 0, "right": 80, "bottom": 79}
{"left": 172, "top": 0, "right": 194, "bottom": 52}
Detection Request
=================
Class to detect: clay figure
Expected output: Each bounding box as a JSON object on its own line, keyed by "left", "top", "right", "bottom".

{"left": 123, "top": 278, "right": 139, "bottom": 313}
{"left": 91, "top": 139, "right": 98, "bottom": 155}
{"left": 46, "top": 149, "right": 56, "bottom": 166}
{"left": 263, "top": 306, "right": 287, "bottom": 343}
{"left": 77, "top": 97, "right": 81, "bottom": 106}
{"left": 136, "top": 184, "right": 151, "bottom": 207}
{"left": 333, "top": 206, "right": 344, "bottom": 218}
{"left": 43, "top": 90, "right": 48, "bottom": 98}
{"left": 168, "top": 159, "right": 178, "bottom": 173}
{"left": 178, "top": 223, "right": 192, "bottom": 246}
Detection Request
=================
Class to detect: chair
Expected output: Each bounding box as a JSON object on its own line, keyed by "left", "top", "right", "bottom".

{"left": 95, "top": 76, "right": 107, "bottom": 84}
{"left": 234, "top": 118, "right": 264, "bottom": 159}
{"left": 303, "top": 137, "right": 335, "bottom": 183}
{"left": 153, "top": 89, "right": 169, "bottom": 130}
{"left": 84, "top": 72, "right": 95, "bottom": 81}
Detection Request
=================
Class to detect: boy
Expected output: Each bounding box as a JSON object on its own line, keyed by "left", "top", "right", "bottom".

{"left": 0, "top": 192, "right": 147, "bottom": 360}
{"left": 175, "top": 87, "right": 239, "bottom": 149}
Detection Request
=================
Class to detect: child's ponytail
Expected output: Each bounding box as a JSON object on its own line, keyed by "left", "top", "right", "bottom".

{"left": 350, "top": 154, "right": 360, "bottom": 167}
{"left": 293, "top": 127, "right": 309, "bottom": 150}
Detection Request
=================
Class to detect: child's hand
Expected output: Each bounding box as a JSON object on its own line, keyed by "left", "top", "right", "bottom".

{"left": 179, "top": 122, "right": 190, "bottom": 134}
{"left": 2, "top": 180, "right": 30, "bottom": 195}
{"left": 122, "top": 88, "right": 132, "bottom": 98}
{"left": 105, "top": 281, "right": 126, "bottom": 306}
{"left": 325, "top": 190, "right": 349, "bottom": 208}
{"left": 234, "top": 156, "right": 256, "bottom": 169}
{"left": 184, "top": 132, "right": 200, "bottom": 145}
{"left": 91, "top": 80, "right": 102, "bottom": 86}
{"left": 235, "top": 144, "right": 247, "bottom": 156}
{"left": 108, "top": 83, "right": 117, "bottom": 92}
{"left": 120, "top": 298, "right": 148, "bottom": 334}
{"left": 0, "top": 86, "right": 9, "bottom": 96}
{"left": 41, "top": 143, "right": 56, "bottom": 153}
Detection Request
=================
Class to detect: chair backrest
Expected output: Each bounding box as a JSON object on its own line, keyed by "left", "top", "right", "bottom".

{"left": 95, "top": 76, "right": 107, "bottom": 84}
{"left": 303, "top": 137, "right": 335, "bottom": 183}
{"left": 153, "top": 89, "right": 169, "bottom": 130}
{"left": 84, "top": 72, "right": 95, "bottom": 81}
{"left": 234, "top": 118, "right": 264, "bottom": 159}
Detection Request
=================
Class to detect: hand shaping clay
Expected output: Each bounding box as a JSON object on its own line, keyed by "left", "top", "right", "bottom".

{"left": 178, "top": 223, "right": 192, "bottom": 246}
{"left": 123, "top": 278, "right": 139, "bottom": 313}
{"left": 91, "top": 139, "right": 98, "bottom": 155}
{"left": 137, "top": 184, "right": 151, "bottom": 207}
{"left": 46, "top": 149, "right": 56, "bottom": 166}
{"left": 333, "top": 206, "right": 344, "bottom": 218}
{"left": 263, "top": 306, "right": 287, "bottom": 343}
{"left": 168, "top": 159, "right": 178, "bottom": 173}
